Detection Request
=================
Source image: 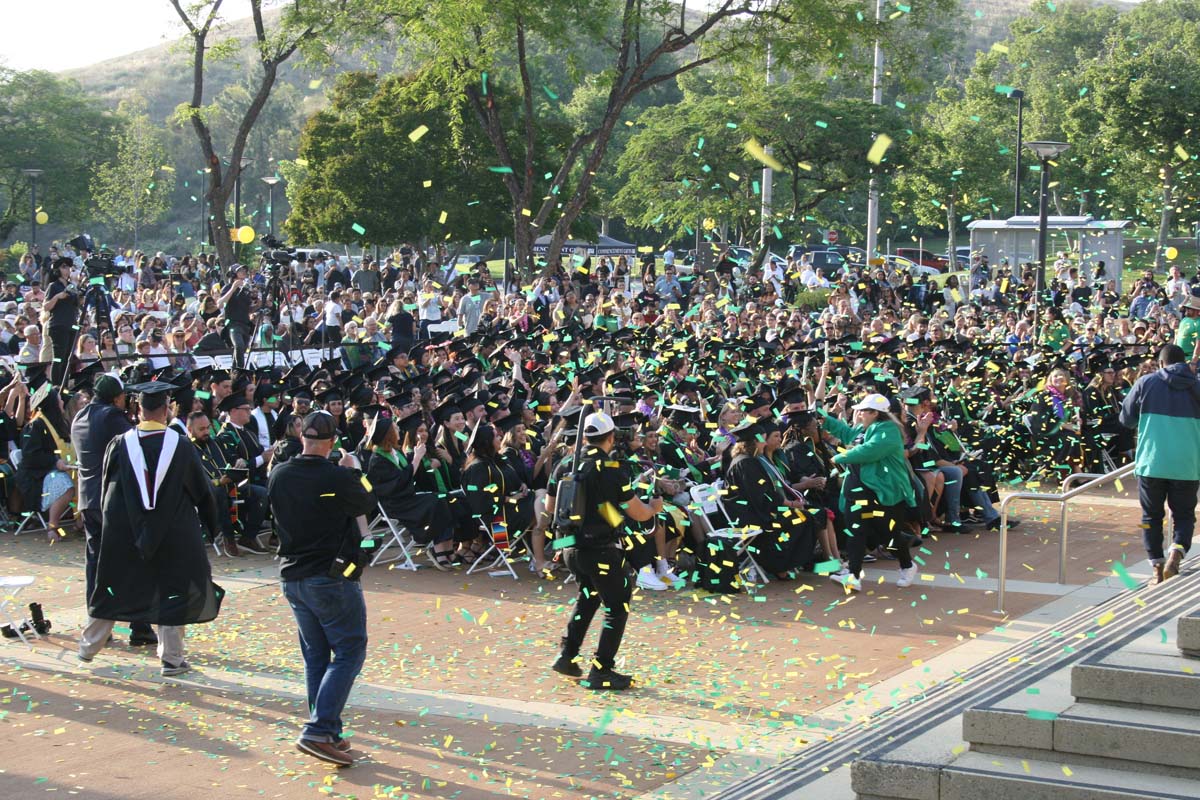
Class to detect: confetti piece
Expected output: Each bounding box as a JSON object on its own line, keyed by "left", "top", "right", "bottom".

{"left": 1111, "top": 562, "right": 1139, "bottom": 590}
{"left": 408, "top": 125, "right": 429, "bottom": 142}
{"left": 867, "top": 134, "right": 893, "bottom": 164}
{"left": 744, "top": 137, "right": 784, "bottom": 171}
{"left": 489, "top": 166, "right": 514, "bottom": 173}
{"left": 351, "top": 223, "right": 365, "bottom": 235}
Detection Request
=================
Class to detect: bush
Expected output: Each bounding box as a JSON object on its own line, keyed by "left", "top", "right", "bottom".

{"left": 793, "top": 288, "right": 831, "bottom": 310}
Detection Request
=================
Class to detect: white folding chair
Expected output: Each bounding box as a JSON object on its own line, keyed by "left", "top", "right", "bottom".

{"left": 467, "top": 516, "right": 524, "bottom": 580}
{"left": 368, "top": 503, "right": 420, "bottom": 571}
{"left": 13, "top": 511, "right": 48, "bottom": 537}
{"left": 0, "top": 576, "right": 39, "bottom": 645}
{"left": 688, "top": 482, "right": 769, "bottom": 587}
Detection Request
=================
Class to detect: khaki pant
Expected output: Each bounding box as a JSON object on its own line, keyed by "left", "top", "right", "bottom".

{"left": 78, "top": 618, "right": 185, "bottom": 666}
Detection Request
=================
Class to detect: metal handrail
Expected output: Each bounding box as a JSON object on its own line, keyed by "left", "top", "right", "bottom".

{"left": 996, "top": 461, "right": 1136, "bottom": 613}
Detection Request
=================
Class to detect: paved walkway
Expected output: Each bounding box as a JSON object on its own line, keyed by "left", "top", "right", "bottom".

{"left": 0, "top": 493, "right": 1150, "bottom": 799}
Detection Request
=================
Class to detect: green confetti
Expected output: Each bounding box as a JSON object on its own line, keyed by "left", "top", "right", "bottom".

{"left": 1026, "top": 710, "right": 1059, "bottom": 721}
{"left": 593, "top": 707, "right": 615, "bottom": 738}
{"left": 1111, "top": 561, "right": 1139, "bottom": 590}
{"left": 489, "top": 166, "right": 514, "bottom": 173}
{"left": 543, "top": 85, "right": 558, "bottom": 101}
{"left": 351, "top": 223, "right": 366, "bottom": 235}
{"left": 815, "top": 120, "right": 828, "bottom": 128}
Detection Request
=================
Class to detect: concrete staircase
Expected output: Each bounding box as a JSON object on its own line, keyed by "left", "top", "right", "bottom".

{"left": 852, "top": 609, "right": 1200, "bottom": 800}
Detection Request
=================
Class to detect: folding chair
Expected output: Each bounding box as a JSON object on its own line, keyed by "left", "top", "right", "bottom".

{"left": 13, "top": 511, "right": 48, "bottom": 537}
{"left": 369, "top": 503, "right": 420, "bottom": 571}
{"left": 0, "top": 576, "right": 39, "bottom": 646}
{"left": 688, "top": 482, "right": 769, "bottom": 587}
{"left": 467, "top": 515, "right": 525, "bottom": 580}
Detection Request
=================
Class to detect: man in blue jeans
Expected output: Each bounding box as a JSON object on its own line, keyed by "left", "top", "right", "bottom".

{"left": 268, "top": 411, "right": 376, "bottom": 766}
{"left": 1120, "top": 344, "right": 1200, "bottom": 583}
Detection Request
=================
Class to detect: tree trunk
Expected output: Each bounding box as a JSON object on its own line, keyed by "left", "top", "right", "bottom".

{"left": 1156, "top": 163, "right": 1175, "bottom": 271}
{"left": 600, "top": 216, "right": 609, "bottom": 237}
{"left": 512, "top": 216, "right": 535, "bottom": 283}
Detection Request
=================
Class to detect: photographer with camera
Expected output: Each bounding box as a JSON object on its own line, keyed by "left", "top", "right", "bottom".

{"left": 43, "top": 258, "right": 79, "bottom": 385}
{"left": 551, "top": 411, "right": 661, "bottom": 691}
{"left": 268, "top": 410, "right": 376, "bottom": 766}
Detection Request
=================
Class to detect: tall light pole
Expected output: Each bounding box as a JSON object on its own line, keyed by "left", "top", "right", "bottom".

{"left": 1024, "top": 140, "right": 1070, "bottom": 302}
{"left": 21, "top": 168, "right": 43, "bottom": 249}
{"left": 228, "top": 156, "right": 253, "bottom": 230}
{"left": 1008, "top": 89, "right": 1025, "bottom": 216}
{"left": 261, "top": 176, "right": 281, "bottom": 233}
{"left": 865, "top": 0, "right": 885, "bottom": 262}
{"left": 759, "top": 43, "right": 773, "bottom": 249}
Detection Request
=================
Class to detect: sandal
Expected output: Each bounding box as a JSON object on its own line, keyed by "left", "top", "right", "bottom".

{"left": 454, "top": 549, "right": 479, "bottom": 566}
{"left": 429, "top": 549, "right": 455, "bottom": 571}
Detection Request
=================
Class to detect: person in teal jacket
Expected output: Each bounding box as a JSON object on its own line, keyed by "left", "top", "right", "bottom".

{"left": 819, "top": 393, "right": 918, "bottom": 592}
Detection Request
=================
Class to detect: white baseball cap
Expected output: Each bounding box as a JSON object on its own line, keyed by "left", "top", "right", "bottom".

{"left": 852, "top": 393, "right": 891, "bottom": 413}
{"left": 583, "top": 411, "right": 615, "bottom": 436}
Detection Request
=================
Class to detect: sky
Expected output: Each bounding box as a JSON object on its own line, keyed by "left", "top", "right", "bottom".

{"left": 0, "top": 0, "right": 248, "bottom": 72}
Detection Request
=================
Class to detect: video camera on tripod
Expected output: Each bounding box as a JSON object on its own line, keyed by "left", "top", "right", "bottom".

{"left": 66, "top": 234, "right": 121, "bottom": 279}
{"left": 260, "top": 234, "right": 296, "bottom": 272}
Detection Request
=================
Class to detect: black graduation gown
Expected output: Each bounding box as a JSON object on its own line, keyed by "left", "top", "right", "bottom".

{"left": 217, "top": 423, "right": 266, "bottom": 484}
{"left": 366, "top": 448, "right": 452, "bottom": 544}
{"left": 89, "top": 429, "right": 223, "bottom": 625}
{"left": 724, "top": 454, "right": 811, "bottom": 574}
{"left": 16, "top": 417, "right": 60, "bottom": 507}
{"left": 461, "top": 457, "right": 534, "bottom": 536}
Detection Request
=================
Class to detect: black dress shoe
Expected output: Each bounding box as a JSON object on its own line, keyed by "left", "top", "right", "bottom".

{"left": 552, "top": 656, "right": 583, "bottom": 677}
{"left": 130, "top": 631, "right": 159, "bottom": 647}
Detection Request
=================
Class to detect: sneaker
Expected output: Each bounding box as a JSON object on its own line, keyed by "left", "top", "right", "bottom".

{"left": 582, "top": 667, "right": 632, "bottom": 691}
{"left": 235, "top": 537, "right": 269, "bottom": 555}
{"left": 896, "top": 565, "right": 919, "bottom": 588}
{"left": 334, "top": 738, "right": 352, "bottom": 753}
{"left": 1165, "top": 546, "right": 1185, "bottom": 580}
{"left": 636, "top": 564, "right": 668, "bottom": 591}
{"left": 862, "top": 553, "right": 877, "bottom": 563}
{"left": 220, "top": 536, "right": 242, "bottom": 557}
{"left": 986, "top": 517, "right": 1019, "bottom": 531}
{"left": 655, "top": 561, "right": 682, "bottom": 585}
{"left": 296, "top": 737, "right": 354, "bottom": 767}
{"left": 77, "top": 652, "right": 94, "bottom": 665}
{"left": 832, "top": 572, "right": 862, "bottom": 592}
{"left": 552, "top": 655, "right": 583, "bottom": 677}
{"left": 161, "top": 659, "right": 191, "bottom": 677}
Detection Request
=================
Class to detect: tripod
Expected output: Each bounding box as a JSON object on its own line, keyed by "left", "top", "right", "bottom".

{"left": 243, "top": 260, "right": 291, "bottom": 372}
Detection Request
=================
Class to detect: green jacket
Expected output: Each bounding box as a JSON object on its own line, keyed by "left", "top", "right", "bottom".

{"left": 820, "top": 410, "right": 916, "bottom": 508}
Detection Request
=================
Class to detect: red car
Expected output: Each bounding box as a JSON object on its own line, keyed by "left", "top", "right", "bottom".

{"left": 895, "top": 248, "right": 951, "bottom": 271}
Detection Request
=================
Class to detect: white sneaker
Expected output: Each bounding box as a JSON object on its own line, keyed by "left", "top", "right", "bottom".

{"left": 655, "top": 561, "right": 681, "bottom": 585}
{"left": 832, "top": 571, "right": 862, "bottom": 592}
{"left": 636, "top": 565, "right": 668, "bottom": 591}
{"left": 896, "top": 565, "right": 919, "bottom": 588}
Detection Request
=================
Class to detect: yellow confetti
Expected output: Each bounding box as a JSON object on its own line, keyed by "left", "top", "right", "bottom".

{"left": 866, "top": 133, "right": 893, "bottom": 164}
{"left": 1097, "top": 611, "right": 1115, "bottom": 627}
{"left": 409, "top": 124, "right": 429, "bottom": 142}
{"left": 744, "top": 138, "right": 784, "bottom": 171}
{"left": 1176, "top": 144, "right": 1190, "bottom": 162}
{"left": 438, "top": 210, "right": 448, "bottom": 224}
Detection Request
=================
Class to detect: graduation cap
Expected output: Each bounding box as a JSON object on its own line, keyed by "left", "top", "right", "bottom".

{"left": 69, "top": 361, "right": 106, "bottom": 393}
{"left": 218, "top": 393, "right": 252, "bottom": 413}
{"left": 397, "top": 412, "right": 425, "bottom": 435}
{"left": 433, "top": 397, "right": 462, "bottom": 423}
{"left": 314, "top": 387, "right": 344, "bottom": 405}
{"left": 741, "top": 391, "right": 773, "bottom": 414}
{"left": 459, "top": 393, "right": 487, "bottom": 414}
{"left": 729, "top": 418, "right": 761, "bottom": 443}
{"left": 206, "top": 368, "right": 232, "bottom": 385}
{"left": 665, "top": 404, "right": 701, "bottom": 427}
{"left": 494, "top": 414, "right": 524, "bottom": 434}
{"left": 126, "top": 380, "right": 178, "bottom": 411}
{"left": 253, "top": 382, "right": 280, "bottom": 405}
{"left": 775, "top": 386, "right": 807, "bottom": 410}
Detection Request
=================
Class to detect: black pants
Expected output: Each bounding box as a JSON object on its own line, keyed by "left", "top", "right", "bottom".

{"left": 560, "top": 545, "right": 633, "bottom": 671}
{"left": 227, "top": 321, "right": 250, "bottom": 367}
{"left": 1139, "top": 477, "right": 1199, "bottom": 562}
{"left": 844, "top": 499, "right": 913, "bottom": 577}
{"left": 48, "top": 324, "right": 75, "bottom": 385}
{"left": 83, "top": 508, "right": 152, "bottom": 636}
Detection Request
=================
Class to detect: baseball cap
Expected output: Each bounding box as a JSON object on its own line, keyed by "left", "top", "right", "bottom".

{"left": 582, "top": 411, "right": 615, "bottom": 437}
{"left": 94, "top": 375, "right": 125, "bottom": 403}
{"left": 852, "top": 393, "right": 891, "bottom": 413}
{"left": 301, "top": 410, "right": 338, "bottom": 440}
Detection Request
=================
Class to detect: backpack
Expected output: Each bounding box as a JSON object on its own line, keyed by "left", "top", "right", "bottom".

{"left": 693, "top": 536, "right": 743, "bottom": 594}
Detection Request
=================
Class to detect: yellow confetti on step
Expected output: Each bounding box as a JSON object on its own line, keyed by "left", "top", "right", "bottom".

{"left": 1097, "top": 610, "right": 1115, "bottom": 626}
{"left": 1062, "top": 765, "right": 1073, "bottom": 777}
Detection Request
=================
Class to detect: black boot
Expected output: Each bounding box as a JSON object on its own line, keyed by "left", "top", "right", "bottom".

{"left": 582, "top": 666, "right": 632, "bottom": 691}
{"left": 552, "top": 638, "right": 582, "bottom": 677}
{"left": 129, "top": 625, "right": 158, "bottom": 647}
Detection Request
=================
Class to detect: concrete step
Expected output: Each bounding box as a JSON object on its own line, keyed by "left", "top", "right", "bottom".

{"left": 1071, "top": 650, "right": 1200, "bottom": 713}
{"left": 1178, "top": 611, "right": 1200, "bottom": 659}
{"left": 940, "top": 751, "right": 1200, "bottom": 800}
{"left": 966, "top": 701, "right": 1200, "bottom": 780}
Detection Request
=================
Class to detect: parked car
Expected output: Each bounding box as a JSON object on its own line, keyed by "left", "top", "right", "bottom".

{"left": 883, "top": 255, "right": 941, "bottom": 278}
{"left": 799, "top": 249, "right": 849, "bottom": 279}
{"left": 895, "top": 248, "right": 951, "bottom": 270}
{"left": 293, "top": 247, "right": 334, "bottom": 265}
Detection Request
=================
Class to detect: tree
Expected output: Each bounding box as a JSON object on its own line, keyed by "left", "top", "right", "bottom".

{"left": 282, "top": 71, "right": 515, "bottom": 248}
{"left": 612, "top": 79, "right": 905, "bottom": 244}
{"left": 0, "top": 68, "right": 116, "bottom": 243}
{"left": 1081, "top": 0, "right": 1200, "bottom": 268}
{"left": 396, "top": 0, "right": 948, "bottom": 276}
{"left": 91, "top": 97, "right": 176, "bottom": 248}
{"left": 167, "top": 0, "right": 396, "bottom": 268}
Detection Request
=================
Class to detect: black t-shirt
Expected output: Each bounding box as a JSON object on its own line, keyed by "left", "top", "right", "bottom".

{"left": 226, "top": 287, "right": 251, "bottom": 325}
{"left": 268, "top": 454, "right": 376, "bottom": 580}
{"left": 577, "top": 446, "right": 636, "bottom": 546}
{"left": 47, "top": 280, "right": 78, "bottom": 327}
{"left": 389, "top": 311, "right": 415, "bottom": 341}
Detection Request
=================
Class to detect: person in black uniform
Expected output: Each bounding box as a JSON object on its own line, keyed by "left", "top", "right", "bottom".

{"left": 364, "top": 412, "right": 456, "bottom": 568}
{"left": 69, "top": 374, "right": 157, "bottom": 646}
{"left": 214, "top": 393, "right": 270, "bottom": 554}
{"left": 551, "top": 411, "right": 662, "bottom": 691}
{"left": 43, "top": 258, "right": 80, "bottom": 385}
{"left": 218, "top": 264, "right": 253, "bottom": 366}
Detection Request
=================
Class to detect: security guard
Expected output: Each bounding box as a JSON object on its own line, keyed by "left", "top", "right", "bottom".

{"left": 551, "top": 411, "right": 661, "bottom": 691}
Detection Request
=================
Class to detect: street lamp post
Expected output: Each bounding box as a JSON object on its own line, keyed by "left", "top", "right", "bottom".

{"left": 1023, "top": 140, "right": 1070, "bottom": 303}
{"left": 230, "top": 157, "right": 253, "bottom": 230}
{"left": 21, "top": 169, "right": 44, "bottom": 249}
{"left": 1008, "top": 89, "right": 1024, "bottom": 216}
{"left": 261, "top": 176, "right": 281, "bottom": 233}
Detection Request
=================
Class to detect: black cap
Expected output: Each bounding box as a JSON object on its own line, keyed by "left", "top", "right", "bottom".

{"left": 218, "top": 393, "right": 252, "bottom": 413}
{"left": 494, "top": 414, "right": 524, "bottom": 434}
{"left": 301, "top": 410, "right": 338, "bottom": 440}
{"left": 315, "top": 387, "right": 344, "bottom": 405}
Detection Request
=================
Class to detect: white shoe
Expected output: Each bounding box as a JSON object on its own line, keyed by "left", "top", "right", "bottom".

{"left": 896, "top": 565, "right": 919, "bottom": 588}
{"left": 636, "top": 565, "right": 668, "bottom": 591}
{"left": 655, "top": 561, "right": 681, "bottom": 585}
{"left": 832, "top": 571, "right": 862, "bottom": 592}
